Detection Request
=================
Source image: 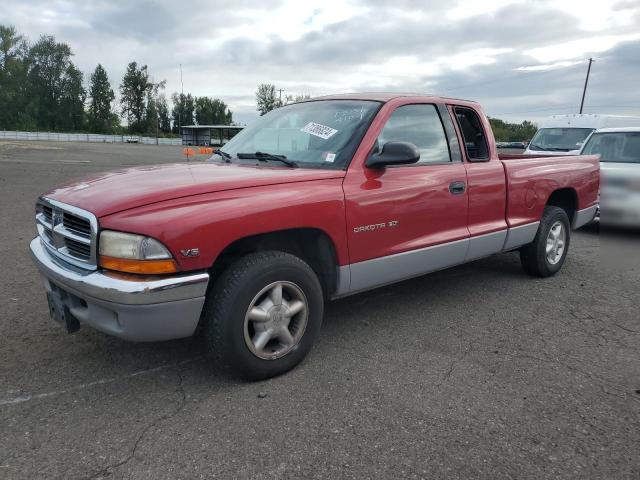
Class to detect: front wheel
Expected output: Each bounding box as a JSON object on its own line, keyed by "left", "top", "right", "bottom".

{"left": 202, "top": 251, "right": 324, "bottom": 380}
{"left": 520, "top": 206, "right": 571, "bottom": 277}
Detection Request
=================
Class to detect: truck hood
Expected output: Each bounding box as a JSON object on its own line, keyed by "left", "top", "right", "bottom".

{"left": 44, "top": 162, "right": 346, "bottom": 217}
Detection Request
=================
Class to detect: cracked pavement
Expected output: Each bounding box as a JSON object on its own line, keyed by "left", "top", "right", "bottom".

{"left": 1, "top": 141, "right": 639, "bottom": 479}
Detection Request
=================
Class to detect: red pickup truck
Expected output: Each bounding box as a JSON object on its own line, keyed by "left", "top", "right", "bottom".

{"left": 30, "top": 94, "right": 599, "bottom": 379}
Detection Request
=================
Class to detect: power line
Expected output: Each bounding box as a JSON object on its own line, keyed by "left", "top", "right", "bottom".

{"left": 440, "top": 61, "right": 585, "bottom": 94}
{"left": 490, "top": 104, "right": 575, "bottom": 115}
{"left": 591, "top": 104, "right": 640, "bottom": 108}
{"left": 490, "top": 104, "right": 640, "bottom": 116}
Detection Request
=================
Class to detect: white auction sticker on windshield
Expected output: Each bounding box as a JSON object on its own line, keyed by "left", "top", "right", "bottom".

{"left": 301, "top": 122, "right": 338, "bottom": 140}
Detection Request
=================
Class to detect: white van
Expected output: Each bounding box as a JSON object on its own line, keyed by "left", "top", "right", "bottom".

{"left": 524, "top": 114, "right": 640, "bottom": 156}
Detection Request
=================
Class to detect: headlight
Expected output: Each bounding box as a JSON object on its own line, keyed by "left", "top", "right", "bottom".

{"left": 98, "top": 230, "right": 177, "bottom": 274}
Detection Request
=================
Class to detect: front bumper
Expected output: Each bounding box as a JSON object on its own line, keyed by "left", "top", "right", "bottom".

{"left": 30, "top": 237, "right": 209, "bottom": 341}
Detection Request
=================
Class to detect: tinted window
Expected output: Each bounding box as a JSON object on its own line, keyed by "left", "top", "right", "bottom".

{"left": 377, "top": 104, "right": 451, "bottom": 164}
{"left": 455, "top": 107, "right": 489, "bottom": 160}
{"left": 582, "top": 132, "right": 640, "bottom": 163}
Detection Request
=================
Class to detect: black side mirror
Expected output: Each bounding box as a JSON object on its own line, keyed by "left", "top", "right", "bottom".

{"left": 366, "top": 141, "right": 420, "bottom": 169}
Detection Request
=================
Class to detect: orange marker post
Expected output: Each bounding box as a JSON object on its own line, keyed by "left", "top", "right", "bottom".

{"left": 182, "top": 147, "right": 195, "bottom": 160}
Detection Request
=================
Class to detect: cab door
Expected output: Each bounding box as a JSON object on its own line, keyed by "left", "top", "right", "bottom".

{"left": 343, "top": 102, "right": 470, "bottom": 293}
{"left": 450, "top": 105, "right": 508, "bottom": 261}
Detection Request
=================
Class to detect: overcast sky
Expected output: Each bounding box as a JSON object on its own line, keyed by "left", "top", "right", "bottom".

{"left": 3, "top": 0, "right": 640, "bottom": 125}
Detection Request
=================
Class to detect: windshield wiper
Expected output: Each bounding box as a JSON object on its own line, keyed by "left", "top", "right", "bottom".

{"left": 529, "top": 143, "right": 548, "bottom": 151}
{"left": 213, "top": 149, "right": 233, "bottom": 162}
{"left": 237, "top": 151, "right": 298, "bottom": 168}
{"left": 530, "top": 144, "right": 572, "bottom": 152}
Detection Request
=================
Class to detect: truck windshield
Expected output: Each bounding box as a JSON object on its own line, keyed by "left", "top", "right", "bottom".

{"left": 582, "top": 132, "right": 640, "bottom": 163}
{"left": 217, "top": 100, "right": 381, "bottom": 168}
{"left": 529, "top": 128, "right": 594, "bottom": 152}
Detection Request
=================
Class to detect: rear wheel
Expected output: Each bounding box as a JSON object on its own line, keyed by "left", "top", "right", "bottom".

{"left": 520, "top": 206, "right": 571, "bottom": 277}
{"left": 202, "top": 251, "right": 324, "bottom": 380}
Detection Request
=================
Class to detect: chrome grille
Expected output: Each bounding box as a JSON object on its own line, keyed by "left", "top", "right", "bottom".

{"left": 63, "top": 213, "right": 92, "bottom": 237}
{"left": 42, "top": 205, "right": 53, "bottom": 224}
{"left": 64, "top": 237, "right": 91, "bottom": 260}
{"left": 36, "top": 198, "right": 98, "bottom": 270}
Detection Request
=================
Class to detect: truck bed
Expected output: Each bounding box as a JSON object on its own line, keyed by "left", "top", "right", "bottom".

{"left": 499, "top": 154, "right": 600, "bottom": 227}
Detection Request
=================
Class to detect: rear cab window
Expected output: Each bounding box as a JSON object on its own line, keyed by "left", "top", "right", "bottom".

{"left": 454, "top": 107, "right": 489, "bottom": 161}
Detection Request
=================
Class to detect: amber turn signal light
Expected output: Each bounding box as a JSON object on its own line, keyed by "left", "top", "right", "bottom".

{"left": 99, "top": 255, "right": 178, "bottom": 274}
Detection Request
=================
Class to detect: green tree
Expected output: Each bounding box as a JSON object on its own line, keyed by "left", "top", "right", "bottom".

{"left": 157, "top": 93, "right": 171, "bottom": 133}
{"left": 58, "top": 63, "right": 86, "bottom": 131}
{"left": 143, "top": 80, "right": 165, "bottom": 135}
{"left": 0, "top": 25, "right": 23, "bottom": 69}
{"left": 195, "top": 96, "right": 232, "bottom": 125}
{"left": 120, "top": 62, "right": 153, "bottom": 133}
{"left": 144, "top": 94, "right": 157, "bottom": 135}
{"left": 0, "top": 25, "right": 29, "bottom": 129}
{"left": 170, "top": 92, "right": 195, "bottom": 133}
{"left": 519, "top": 120, "right": 537, "bottom": 141}
{"left": 256, "top": 83, "right": 281, "bottom": 115}
{"left": 26, "top": 35, "right": 84, "bottom": 131}
{"left": 87, "top": 64, "right": 115, "bottom": 133}
{"left": 489, "top": 117, "right": 538, "bottom": 142}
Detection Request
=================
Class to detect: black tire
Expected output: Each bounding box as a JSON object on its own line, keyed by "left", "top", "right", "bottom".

{"left": 520, "top": 206, "right": 571, "bottom": 277}
{"left": 202, "top": 251, "right": 324, "bottom": 380}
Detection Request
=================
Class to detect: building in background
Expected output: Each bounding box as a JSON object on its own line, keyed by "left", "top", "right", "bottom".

{"left": 181, "top": 125, "right": 244, "bottom": 147}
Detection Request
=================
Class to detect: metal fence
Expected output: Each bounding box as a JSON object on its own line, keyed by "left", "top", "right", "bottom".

{"left": 0, "top": 130, "right": 181, "bottom": 146}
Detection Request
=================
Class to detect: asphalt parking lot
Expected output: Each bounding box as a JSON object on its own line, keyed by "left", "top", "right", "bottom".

{"left": 1, "top": 141, "right": 639, "bottom": 479}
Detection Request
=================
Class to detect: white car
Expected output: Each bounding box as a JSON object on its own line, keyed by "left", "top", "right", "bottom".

{"left": 525, "top": 114, "right": 640, "bottom": 156}
{"left": 580, "top": 127, "right": 640, "bottom": 228}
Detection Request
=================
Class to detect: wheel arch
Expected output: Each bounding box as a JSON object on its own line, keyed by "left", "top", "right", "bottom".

{"left": 209, "top": 228, "right": 340, "bottom": 297}
{"left": 545, "top": 188, "right": 578, "bottom": 225}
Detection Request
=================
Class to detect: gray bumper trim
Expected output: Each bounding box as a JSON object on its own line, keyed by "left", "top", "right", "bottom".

{"left": 30, "top": 237, "right": 209, "bottom": 341}
{"left": 502, "top": 222, "right": 540, "bottom": 251}
{"left": 573, "top": 205, "right": 598, "bottom": 229}
{"left": 30, "top": 237, "right": 209, "bottom": 305}
{"left": 348, "top": 238, "right": 469, "bottom": 295}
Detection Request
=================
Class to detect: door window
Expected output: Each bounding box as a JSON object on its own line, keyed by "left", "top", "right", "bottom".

{"left": 377, "top": 104, "right": 451, "bottom": 164}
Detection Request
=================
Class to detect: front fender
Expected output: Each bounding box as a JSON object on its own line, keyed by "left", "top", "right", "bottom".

{"left": 99, "top": 179, "right": 349, "bottom": 271}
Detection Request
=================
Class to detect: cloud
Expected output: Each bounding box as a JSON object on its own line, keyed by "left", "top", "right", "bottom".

{"left": 2, "top": 0, "right": 639, "bottom": 125}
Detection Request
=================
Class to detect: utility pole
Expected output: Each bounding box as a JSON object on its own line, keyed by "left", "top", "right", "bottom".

{"left": 579, "top": 57, "right": 593, "bottom": 114}
{"left": 180, "top": 64, "right": 184, "bottom": 96}
{"left": 278, "top": 88, "right": 284, "bottom": 105}
{"left": 155, "top": 107, "right": 159, "bottom": 145}
{"left": 179, "top": 64, "right": 184, "bottom": 143}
